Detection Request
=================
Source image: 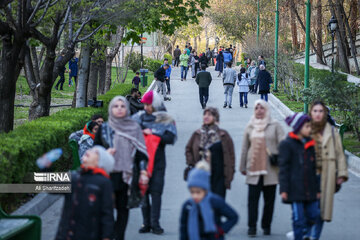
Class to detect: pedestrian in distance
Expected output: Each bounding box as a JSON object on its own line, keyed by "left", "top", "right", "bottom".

{"left": 174, "top": 45, "right": 182, "bottom": 67}
{"left": 56, "top": 146, "right": 115, "bottom": 240}
{"left": 161, "top": 58, "right": 172, "bottom": 95}
{"left": 240, "top": 99, "right": 285, "bottom": 237}
{"left": 279, "top": 113, "right": 320, "bottom": 240}
{"left": 180, "top": 50, "right": 190, "bottom": 81}
{"left": 132, "top": 72, "right": 141, "bottom": 89}
{"left": 69, "top": 114, "right": 104, "bottom": 142}
{"left": 206, "top": 48, "right": 213, "bottom": 66}
{"left": 125, "top": 88, "right": 144, "bottom": 115}
{"left": 188, "top": 42, "right": 193, "bottom": 52}
{"left": 215, "top": 51, "right": 224, "bottom": 77}
{"left": 54, "top": 51, "right": 66, "bottom": 90}
{"left": 258, "top": 55, "right": 266, "bottom": 67}
{"left": 307, "top": 100, "right": 348, "bottom": 240}
{"left": 222, "top": 62, "right": 237, "bottom": 109}
{"left": 190, "top": 51, "right": 200, "bottom": 78}
{"left": 68, "top": 55, "right": 78, "bottom": 87}
{"left": 222, "top": 49, "right": 233, "bottom": 69}
{"left": 154, "top": 64, "right": 171, "bottom": 101}
{"left": 94, "top": 96, "right": 150, "bottom": 240}
{"left": 247, "top": 61, "right": 258, "bottom": 94}
{"left": 195, "top": 65, "right": 212, "bottom": 109}
{"left": 199, "top": 52, "right": 208, "bottom": 68}
{"left": 132, "top": 90, "right": 177, "bottom": 235}
{"left": 78, "top": 121, "right": 99, "bottom": 158}
{"left": 185, "top": 107, "right": 235, "bottom": 198}
{"left": 185, "top": 45, "right": 191, "bottom": 55}
{"left": 180, "top": 163, "right": 239, "bottom": 240}
{"left": 237, "top": 67, "right": 251, "bottom": 108}
{"left": 256, "top": 64, "right": 272, "bottom": 102}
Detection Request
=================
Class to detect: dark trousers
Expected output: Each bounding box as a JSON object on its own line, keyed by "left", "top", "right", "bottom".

{"left": 199, "top": 87, "right": 209, "bottom": 106}
{"left": 174, "top": 57, "right": 180, "bottom": 67}
{"left": 69, "top": 75, "right": 77, "bottom": 86}
{"left": 239, "top": 92, "right": 248, "bottom": 106}
{"left": 55, "top": 71, "right": 65, "bottom": 90}
{"left": 114, "top": 180, "right": 129, "bottom": 240}
{"left": 248, "top": 176, "right": 277, "bottom": 230}
{"left": 260, "top": 93, "right": 268, "bottom": 102}
{"left": 166, "top": 78, "right": 171, "bottom": 93}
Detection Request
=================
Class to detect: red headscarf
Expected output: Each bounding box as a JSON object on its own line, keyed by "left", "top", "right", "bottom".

{"left": 83, "top": 122, "right": 95, "bottom": 140}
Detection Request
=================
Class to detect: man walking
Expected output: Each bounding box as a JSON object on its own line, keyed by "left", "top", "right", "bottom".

{"left": 54, "top": 51, "right": 66, "bottom": 90}
{"left": 206, "top": 48, "right": 212, "bottom": 66}
{"left": 154, "top": 64, "right": 171, "bottom": 101}
{"left": 180, "top": 50, "right": 189, "bottom": 81}
{"left": 188, "top": 43, "right": 193, "bottom": 52}
{"left": 258, "top": 55, "right": 266, "bottom": 67}
{"left": 196, "top": 64, "right": 212, "bottom": 109}
{"left": 223, "top": 49, "right": 233, "bottom": 69}
{"left": 161, "top": 59, "right": 172, "bottom": 95}
{"left": 222, "top": 62, "right": 237, "bottom": 108}
{"left": 256, "top": 64, "right": 272, "bottom": 102}
{"left": 173, "top": 46, "right": 181, "bottom": 67}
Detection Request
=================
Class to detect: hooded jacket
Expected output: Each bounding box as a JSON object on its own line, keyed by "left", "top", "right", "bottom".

{"left": 222, "top": 51, "right": 232, "bottom": 63}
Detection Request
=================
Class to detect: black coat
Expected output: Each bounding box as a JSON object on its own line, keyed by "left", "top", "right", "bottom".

{"left": 126, "top": 95, "right": 144, "bottom": 115}
{"left": 56, "top": 169, "right": 114, "bottom": 240}
{"left": 154, "top": 67, "right": 166, "bottom": 82}
{"left": 256, "top": 70, "right": 273, "bottom": 94}
{"left": 279, "top": 133, "right": 320, "bottom": 203}
{"left": 199, "top": 55, "right": 208, "bottom": 68}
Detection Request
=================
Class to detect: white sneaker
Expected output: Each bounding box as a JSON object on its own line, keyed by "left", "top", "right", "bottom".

{"left": 286, "top": 231, "right": 294, "bottom": 240}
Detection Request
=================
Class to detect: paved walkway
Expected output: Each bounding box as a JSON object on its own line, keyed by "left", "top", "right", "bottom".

{"left": 40, "top": 66, "right": 360, "bottom": 240}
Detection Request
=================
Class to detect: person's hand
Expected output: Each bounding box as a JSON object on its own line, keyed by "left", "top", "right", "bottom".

{"left": 317, "top": 193, "right": 321, "bottom": 199}
{"left": 139, "top": 170, "right": 149, "bottom": 185}
{"left": 281, "top": 192, "right": 288, "bottom": 201}
{"left": 143, "top": 128, "right": 152, "bottom": 135}
{"left": 337, "top": 177, "right": 346, "bottom": 185}
{"left": 69, "top": 69, "right": 71, "bottom": 73}
{"left": 107, "top": 148, "right": 116, "bottom": 156}
{"left": 241, "top": 171, "right": 246, "bottom": 176}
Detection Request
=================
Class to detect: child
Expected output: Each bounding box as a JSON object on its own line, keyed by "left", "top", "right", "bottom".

{"left": 180, "top": 163, "right": 238, "bottom": 240}
{"left": 56, "top": 146, "right": 115, "bottom": 240}
{"left": 279, "top": 113, "right": 320, "bottom": 240}
{"left": 132, "top": 72, "right": 141, "bottom": 89}
{"left": 236, "top": 67, "right": 250, "bottom": 108}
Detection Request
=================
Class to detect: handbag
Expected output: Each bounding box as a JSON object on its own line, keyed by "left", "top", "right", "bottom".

{"left": 183, "top": 165, "right": 193, "bottom": 181}
{"left": 266, "top": 148, "right": 279, "bottom": 166}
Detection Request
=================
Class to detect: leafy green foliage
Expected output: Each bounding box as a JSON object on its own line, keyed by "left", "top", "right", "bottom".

{"left": 125, "top": 52, "right": 142, "bottom": 73}
{"left": 144, "top": 58, "right": 163, "bottom": 72}
{"left": 164, "top": 53, "right": 173, "bottom": 63}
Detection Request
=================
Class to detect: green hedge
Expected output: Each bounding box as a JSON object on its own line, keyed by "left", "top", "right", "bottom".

{"left": 0, "top": 84, "right": 132, "bottom": 185}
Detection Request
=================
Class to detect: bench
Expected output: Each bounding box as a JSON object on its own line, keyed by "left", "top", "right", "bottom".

{"left": 0, "top": 207, "right": 41, "bottom": 240}
{"left": 69, "top": 139, "right": 81, "bottom": 170}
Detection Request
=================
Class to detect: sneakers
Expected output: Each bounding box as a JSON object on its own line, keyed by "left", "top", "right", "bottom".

{"left": 152, "top": 226, "right": 164, "bottom": 235}
{"left": 139, "top": 225, "right": 151, "bottom": 233}
{"left": 245, "top": 104, "right": 248, "bottom": 108}
{"left": 223, "top": 104, "right": 227, "bottom": 108}
{"left": 181, "top": 78, "right": 183, "bottom": 81}
{"left": 164, "top": 97, "right": 171, "bottom": 101}
{"left": 263, "top": 228, "right": 271, "bottom": 236}
{"left": 54, "top": 86, "right": 58, "bottom": 90}
{"left": 229, "top": 105, "right": 232, "bottom": 109}
{"left": 248, "top": 228, "right": 256, "bottom": 237}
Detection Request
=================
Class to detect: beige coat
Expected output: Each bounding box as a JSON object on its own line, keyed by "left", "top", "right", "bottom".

{"left": 318, "top": 123, "right": 348, "bottom": 221}
{"left": 240, "top": 120, "right": 285, "bottom": 185}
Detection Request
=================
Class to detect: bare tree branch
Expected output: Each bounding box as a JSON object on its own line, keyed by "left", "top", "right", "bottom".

{"left": 27, "top": 0, "right": 46, "bottom": 24}
{"left": 30, "top": 0, "right": 52, "bottom": 27}
{"left": 57, "top": 3, "right": 71, "bottom": 39}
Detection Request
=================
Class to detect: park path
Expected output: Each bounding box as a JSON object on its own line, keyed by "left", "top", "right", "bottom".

{"left": 40, "top": 66, "right": 360, "bottom": 240}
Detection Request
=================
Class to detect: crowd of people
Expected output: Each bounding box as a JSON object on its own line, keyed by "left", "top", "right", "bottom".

{"left": 57, "top": 47, "right": 349, "bottom": 240}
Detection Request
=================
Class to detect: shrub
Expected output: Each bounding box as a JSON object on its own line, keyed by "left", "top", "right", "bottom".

{"left": 144, "top": 57, "right": 163, "bottom": 72}
{"left": 125, "top": 52, "right": 142, "bottom": 73}
{"left": 163, "top": 53, "right": 172, "bottom": 63}
{"left": 0, "top": 84, "right": 132, "bottom": 186}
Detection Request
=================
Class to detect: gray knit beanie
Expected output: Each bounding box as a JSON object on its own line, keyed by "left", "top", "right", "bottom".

{"left": 92, "top": 146, "right": 115, "bottom": 174}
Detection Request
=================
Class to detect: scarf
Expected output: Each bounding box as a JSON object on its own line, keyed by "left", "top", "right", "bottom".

{"left": 188, "top": 192, "right": 216, "bottom": 240}
{"left": 83, "top": 122, "right": 95, "bottom": 140}
{"left": 108, "top": 96, "right": 148, "bottom": 184}
{"left": 199, "top": 124, "right": 220, "bottom": 164}
{"left": 248, "top": 100, "right": 271, "bottom": 176}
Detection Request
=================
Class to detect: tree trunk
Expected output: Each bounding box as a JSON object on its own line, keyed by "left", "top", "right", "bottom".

{"left": 30, "top": 45, "right": 41, "bottom": 83}
{"left": 76, "top": 42, "right": 92, "bottom": 107}
{"left": 98, "top": 58, "right": 106, "bottom": 94}
{"left": 122, "top": 43, "right": 134, "bottom": 83}
{"left": 205, "top": 25, "right": 209, "bottom": 50}
{"left": 24, "top": 45, "right": 38, "bottom": 98}
{"left": 87, "top": 57, "right": 99, "bottom": 101}
{"left": 289, "top": 0, "right": 298, "bottom": 52}
{"left": 193, "top": 37, "right": 197, "bottom": 51}
{"left": 349, "top": 0, "right": 358, "bottom": 45}
{"left": 316, "top": 0, "right": 325, "bottom": 64}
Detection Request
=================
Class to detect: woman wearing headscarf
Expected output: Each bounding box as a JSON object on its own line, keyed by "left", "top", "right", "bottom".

{"left": 308, "top": 101, "right": 348, "bottom": 240}
{"left": 132, "top": 90, "right": 177, "bottom": 235}
{"left": 215, "top": 51, "right": 224, "bottom": 77}
{"left": 239, "top": 100, "right": 285, "bottom": 237}
{"left": 78, "top": 121, "right": 99, "bottom": 158}
{"left": 94, "top": 96, "right": 149, "bottom": 240}
{"left": 185, "top": 107, "right": 235, "bottom": 199}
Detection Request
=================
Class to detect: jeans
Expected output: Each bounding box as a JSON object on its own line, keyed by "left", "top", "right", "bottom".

{"left": 181, "top": 66, "right": 188, "bottom": 79}
{"left": 223, "top": 85, "right": 234, "bottom": 106}
{"left": 239, "top": 92, "right": 248, "bottom": 106}
{"left": 156, "top": 81, "right": 167, "bottom": 99}
{"left": 291, "top": 201, "right": 320, "bottom": 240}
{"left": 261, "top": 93, "right": 268, "bottom": 102}
{"left": 308, "top": 174, "right": 324, "bottom": 239}
{"left": 69, "top": 75, "right": 77, "bottom": 86}
{"left": 165, "top": 78, "right": 171, "bottom": 93}
{"left": 55, "top": 71, "right": 65, "bottom": 90}
{"left": 199, "top": 87, "right": 209, "bottom": 106}
{"left": 248, "top": 176, "right": 277, "bottom": 230}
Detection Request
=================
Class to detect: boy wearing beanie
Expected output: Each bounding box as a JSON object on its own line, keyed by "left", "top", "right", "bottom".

{"left": 180, "top": 163, "right": 238, "bottom": 240}
{"left": 56, "top": 146, "right": 115, "bottom": 240}
{"left": 278, "top": 113, "right": 320, "bottom": 240}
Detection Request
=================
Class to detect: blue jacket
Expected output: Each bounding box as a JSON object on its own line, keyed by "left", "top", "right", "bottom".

{"left": 69, "top": 58, "right": 79, "bottom": 76}
{"left": 161, "top": 64, "right": 172, "bottom": 78}
{"left": 180, "top": 193, "right": 238, "bottom": 240}
{"left": 222, "top": 51, "right": 232, "bottom": 63}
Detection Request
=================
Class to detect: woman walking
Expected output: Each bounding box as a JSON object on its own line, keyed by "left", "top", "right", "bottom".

{"left": 256, "top": 65, "right": 272, "bottom": 101}
{"left": 247, "top": 61, "right": 258, "bottom": 93}
{"left": 185, "top": 107, "right": 235, "bottom": 199}
{"left": 215, "top": 51, "right": 224, "bottom": 77}
{"left": 236, "top": 67, "right": 250, "bottom": 108}
{"left": 308, "top": 101, "right": 348, "bottom": 239}
{"left": 240, "top": 100, "right": 285, "bottom": 237}
{"left": 94, "top": 96, "right": 149, "bottom": 240}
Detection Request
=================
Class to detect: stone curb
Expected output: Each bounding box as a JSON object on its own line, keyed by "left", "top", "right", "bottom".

{"left": 269, "top": 93, "right": 360, "bottom": 175}
{"left": 145, "top": 79, "right": 156, "bottom": 93}
{"left": 12, "top": 193, "right": 61, "bottom": 216}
